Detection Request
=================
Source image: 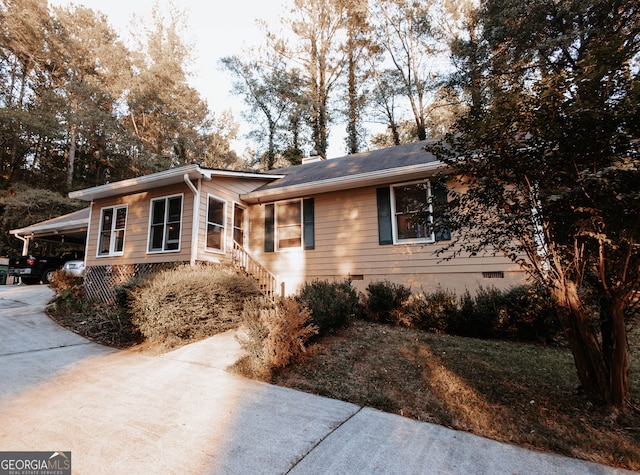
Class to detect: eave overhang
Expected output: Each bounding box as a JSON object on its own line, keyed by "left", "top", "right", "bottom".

{"left": 68, "top": 165, "right": 284, "bottom": 202}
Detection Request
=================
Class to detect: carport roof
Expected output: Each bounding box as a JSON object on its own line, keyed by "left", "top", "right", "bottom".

{"left": 10, "top": 207, "right": 90, "bottom": 244}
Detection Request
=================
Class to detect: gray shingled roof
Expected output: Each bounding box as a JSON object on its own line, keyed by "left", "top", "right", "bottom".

{"left": 255, "top": 140, "right": 439, "bottom": 192}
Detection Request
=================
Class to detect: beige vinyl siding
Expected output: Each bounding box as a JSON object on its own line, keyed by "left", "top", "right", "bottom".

{"left": 86, "top": 183, "right": 193, "bottom": 266}
{"left": 248, "top": 185, "right": 525, "bottom": 296}
{"left": 195, "top": 177, "right": 272, "bottom": 264}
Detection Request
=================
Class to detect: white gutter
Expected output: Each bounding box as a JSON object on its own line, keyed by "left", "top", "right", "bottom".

{"left": 84, "top": 204, "right": 93, "bottom": 267}
{"left": 184, "top": 173, "right": 200, "bottom": 266}
{"left": 240, "top": 161, "right": 445, "bottom": 203}
{"left": 9, "top": 216, "right": 89, "bottom": 236}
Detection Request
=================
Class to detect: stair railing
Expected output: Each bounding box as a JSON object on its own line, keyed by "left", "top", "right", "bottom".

{"left": 231, "top": 241, "right": 281, "bottom": 302}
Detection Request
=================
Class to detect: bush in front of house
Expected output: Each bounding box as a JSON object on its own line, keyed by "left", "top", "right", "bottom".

{"left": 499, "top": 284, "right": 562, "bottom": 344}
{"left": 401, "top": 288, "right": 458, "bottom": 332}
{"left": 296, "top": 279, "right": 359, "bottom": 335}
{"left": 358, "top": 280, "right": 562, "bottom": 344}
{"left": 47, "top": 269, "right": 88, "bottom": 316}
{"left": 128, "top": 264, "right": 260, "bottom": 347}
{"left": 231, "top": 297, "right": 318, "bottom": 379}
{"left": 448, "top": 286, "right": 506, "bottom": 338}
{"left": 361, "top": 280, "right": 412, "bottom": 323}
{"left": 47, "top": 270, "right": 142, "bottom": 347}
{"left": 447, "top": 285, "right": 562, "bottom": 343}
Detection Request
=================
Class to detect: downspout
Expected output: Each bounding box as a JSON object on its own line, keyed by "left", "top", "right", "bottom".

{"left": 12, "top": 232, "right": 30, "bottom": 256}
{"left": 184, "top": 174, "right": 200, "bottom": 266}
{"left": 84, "top": 204, "right": 93, "bottom": 268}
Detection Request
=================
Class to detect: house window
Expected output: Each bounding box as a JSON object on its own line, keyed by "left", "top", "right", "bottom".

{"left": 148, "top": 195, "right": 183, "bottom": 252}
{"left": 233, "top": 204, "right": 245, "bottom": 245}
{"left": 206, "top": 195, "right": 226, "bottom": 252}
{"left": 98, "top": 205, "right": 127, "bottom": 256}
{"left": 276, "top": 201, "right": 302, "bottom": 249}
{"left": 264, "top": 198, "right": 314, "bottom": 252}
{"left": 391, "top": 181, "right": 434, "bottom": 243}
{"left": 377, "top": 180, "right": 450, "bottom": 245}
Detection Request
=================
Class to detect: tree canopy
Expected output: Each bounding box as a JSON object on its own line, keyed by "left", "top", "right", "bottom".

{"left": 0, "top": 0, "right": 244, "bottom": 255}
{"left": 0, "top": 0, "right": 238, "bottom": 193}
{"left": 429, "top": 0, "right": 640, "bottom": 408}
{"left": 223, "top": 0, "right": 469, "bottom": 162}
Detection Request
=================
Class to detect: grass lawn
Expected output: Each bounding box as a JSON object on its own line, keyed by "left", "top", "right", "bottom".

{"left": 271, "top": 320, "right": 640, "bottom": 471}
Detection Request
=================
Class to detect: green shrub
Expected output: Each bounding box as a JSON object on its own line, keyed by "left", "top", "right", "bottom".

{"left": 500, "top": 284, "right": 562, "bottom": 343}
{"left": 446, "top": 285, "right": 561, "bottom": 342}
{"left": 362, "top": 280, "right": 412, "bottom": 323}
{"left": 448, "top": 289, "right": 476, "bottom": 336}
{"left": 232, "top": 297, "right": 318, "bottom": 379}
{"left": 474, "top": 286, "right": 507, "bottom": 337}
{"left": 296, "top": 279, "right": 359, "bottom": 334}
{"left": 128, "top": 264, "right": 260, "bottom": 347}
{"left": 402, "top": 288, "right": 457, "bottom": 332}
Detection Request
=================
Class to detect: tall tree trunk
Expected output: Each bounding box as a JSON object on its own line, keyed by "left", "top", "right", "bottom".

{"left": 66, "top": 122, "right": 77, "bottom": 190}
{"left": 390, "top": 123, "right": 400, "bottom": 145}
{"left": 346, "top": 31, "right": 358, "bottom": 155}
{"left": 607, "top": 295, "right": 630, "bottom": 408}
{"left": 555, "top": 280, "right": 612, "bottom": 405}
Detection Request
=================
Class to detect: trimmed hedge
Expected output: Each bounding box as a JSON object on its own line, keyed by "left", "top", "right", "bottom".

{"left": 360, "top": 281, "right": 562, "bottom": 344}
{"left": 128, "top": 264, "right": 260, "bottom": 346}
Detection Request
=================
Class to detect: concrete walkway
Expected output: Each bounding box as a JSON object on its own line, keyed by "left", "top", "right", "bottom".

{"left": 0, "top": 285, "right": 635, "bottom": 474}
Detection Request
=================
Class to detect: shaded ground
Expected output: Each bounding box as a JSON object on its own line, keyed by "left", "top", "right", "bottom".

{"left": 272, "top": 320, "right": 640, "bottom": 471}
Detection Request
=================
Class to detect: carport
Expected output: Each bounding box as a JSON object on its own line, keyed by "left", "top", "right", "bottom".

{"left": 9, "top": 207, "right": 89, "bottom": 256}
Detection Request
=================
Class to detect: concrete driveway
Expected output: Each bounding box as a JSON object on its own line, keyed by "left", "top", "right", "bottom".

{"left": 0, "top": 285, "right": 634, "bottom": 474}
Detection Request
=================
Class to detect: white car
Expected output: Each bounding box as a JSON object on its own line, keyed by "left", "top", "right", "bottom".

{"left": 62, "top": 260, "right": 85, "bottom": 278}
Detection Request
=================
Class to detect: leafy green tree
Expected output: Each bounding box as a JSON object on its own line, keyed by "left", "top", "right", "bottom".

{"left": 367, "top": 68, "right": 404, "bottom": 146}
{"left": 268, "top": 0, "right": 351, "bottom": 158}
{"left": 342, "top": 0, "right": 372, "bottom": 154}
{"left": 0, "top": 184, "right": 86, "bottom": 255}
{"left": 47, "top": 4, "right": 132, "bottom": 189}
{"left": 1, "top": 1, "right": 137, "bottom": 191}
{"left": 431, "top": 0, "right": 640, "bottom": 408}
{"left": 221, "top": 53, "right": 307, "bottom": 169}
{"left": 200, "top": 109, "right": 244, "bottom": 170}
{"left": 369, "top": 0, "right": 443, "bottom": 141}
{"left": 0, "top": 0, "right": 51, "bottom": 188}
{"left": 125, "top": 4, "right": 213, "bottom": 173}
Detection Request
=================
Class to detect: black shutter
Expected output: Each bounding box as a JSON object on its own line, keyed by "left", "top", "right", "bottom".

{"left": 264, "top": 204, "right": 275, "bottom": 252}
{"left": 303, "top": 198, "right": 315, "bottom": 250}
{"left": 376, "top": 187, "right": 393, "bottom": 245}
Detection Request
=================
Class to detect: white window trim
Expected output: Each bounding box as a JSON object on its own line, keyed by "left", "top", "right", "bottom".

{"left": 147, "top": 193, "right": 184, "bottom": 254}
{"left": 275, "top": 199, "right": 303, "bottom": 252}
{"left": 390, "top": 180, "right": 435, "bottom": 245}
{"left": 205, "top": 193, "right": 227, "bottom": 254}
{"left": 96, "top": 204, "right": 128, "bottom": 257}
{"left": 232, "top": 201, "right": 247, "bottom": 247}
